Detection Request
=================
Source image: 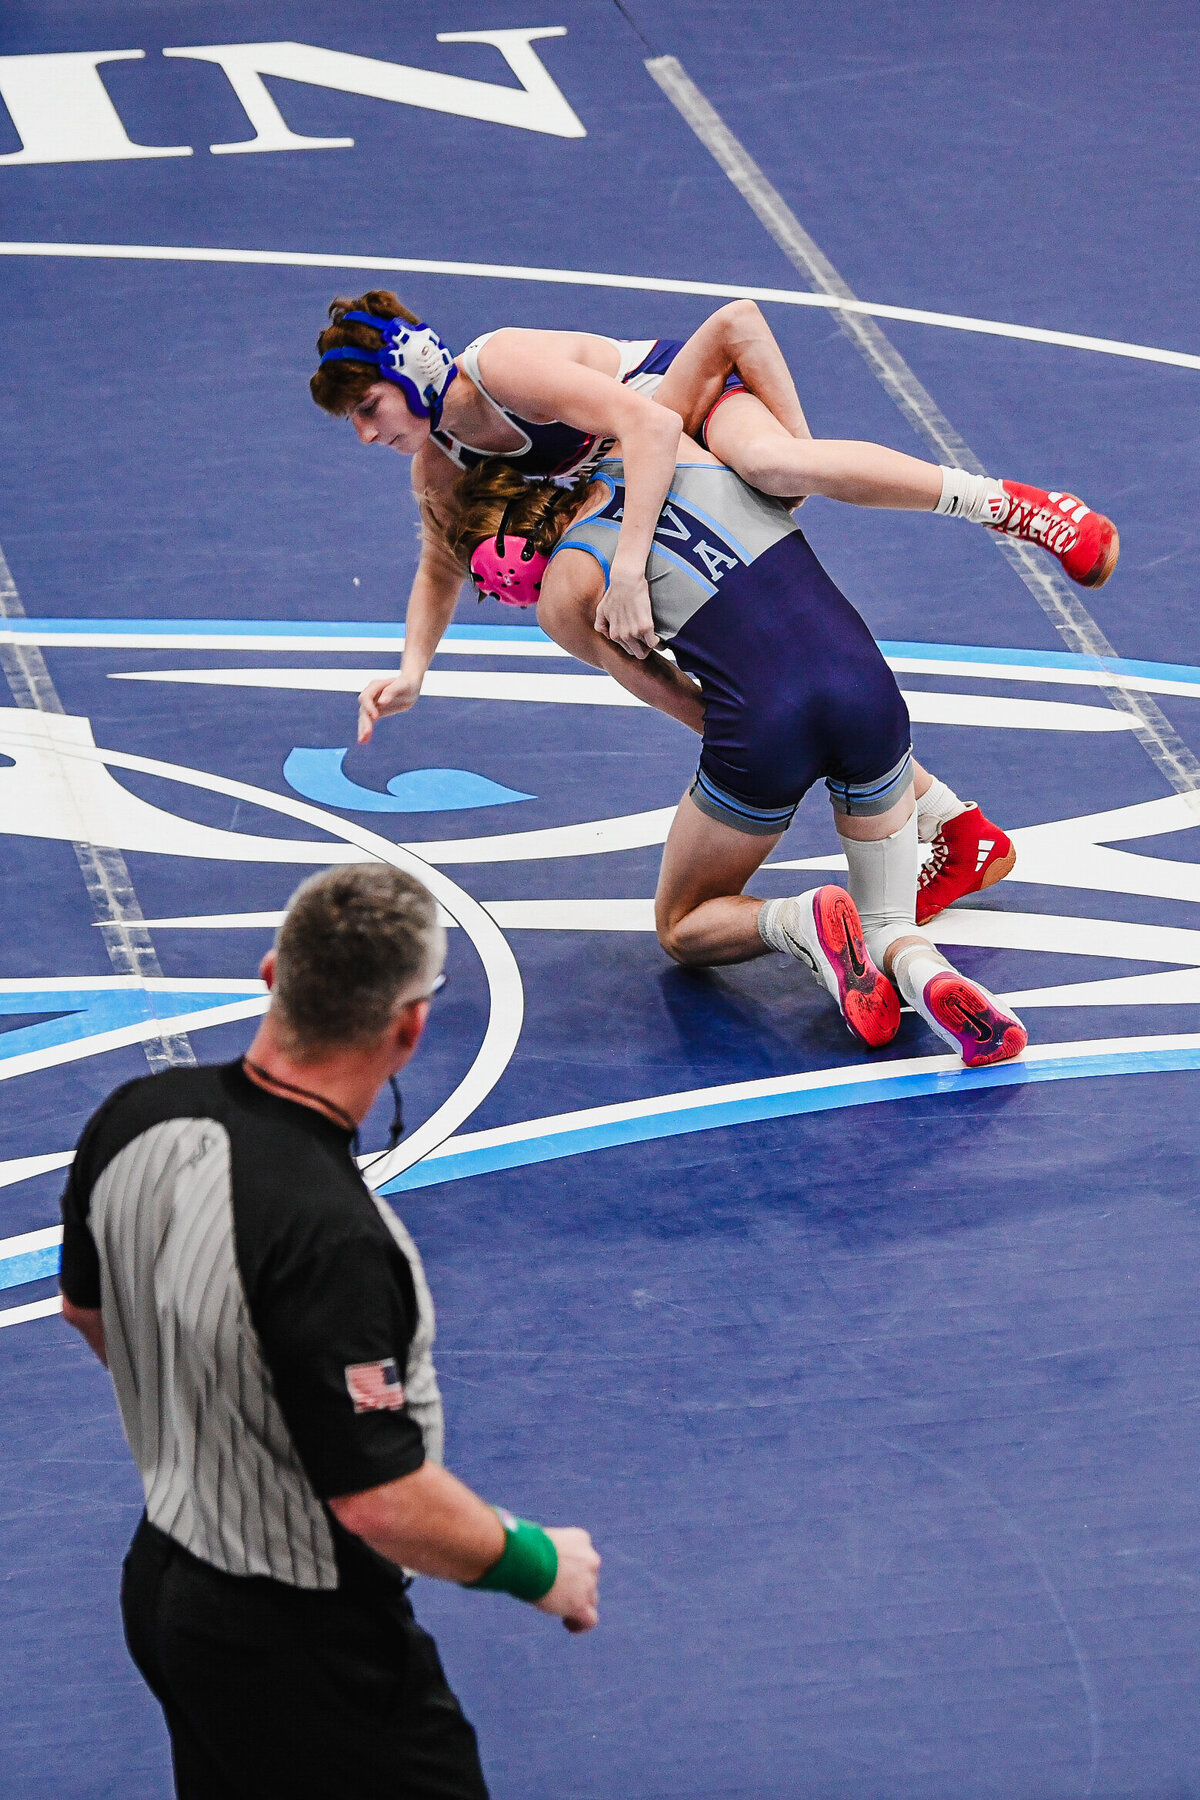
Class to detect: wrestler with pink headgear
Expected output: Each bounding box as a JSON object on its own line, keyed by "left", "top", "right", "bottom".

{"left": 467, "top": 498, "right": 548, "bottom": 608}
{"left": 311, "top": 295, "right": 1115, "bottom": 697}
{"left": 311, "top": 294, "right": 1112, "bottom": 922}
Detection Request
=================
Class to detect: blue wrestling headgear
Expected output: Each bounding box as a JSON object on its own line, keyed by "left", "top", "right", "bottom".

{"left": 319, "top": 311, "right": 458, "bottom": 429}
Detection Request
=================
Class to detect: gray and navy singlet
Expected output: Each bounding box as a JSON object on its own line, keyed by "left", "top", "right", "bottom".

{"left": 552, "top": 459, "right": 913, "bottom": 835}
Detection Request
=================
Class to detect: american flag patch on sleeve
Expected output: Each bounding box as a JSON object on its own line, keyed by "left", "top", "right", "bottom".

{"left": 345, "top": 1358, "right": 406, "bottom": 1413}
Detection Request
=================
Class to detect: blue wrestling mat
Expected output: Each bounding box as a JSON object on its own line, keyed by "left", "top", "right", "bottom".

{"left": 3, "top": 3, "right": 1200, "bottom": 1794}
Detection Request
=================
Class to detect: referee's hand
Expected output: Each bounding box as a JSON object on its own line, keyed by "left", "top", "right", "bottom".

{"left": 536, "top": 1528, "right": 601, "bottom": 1634}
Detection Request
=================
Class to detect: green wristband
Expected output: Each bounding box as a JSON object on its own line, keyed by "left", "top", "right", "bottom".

{"left": 466, "top": 1509, "right": 558, "bottom": 1602}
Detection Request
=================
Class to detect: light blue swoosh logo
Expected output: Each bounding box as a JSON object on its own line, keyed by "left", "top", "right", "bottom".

{"left": 283, "top": 748, "right": 536, "bottom": 813}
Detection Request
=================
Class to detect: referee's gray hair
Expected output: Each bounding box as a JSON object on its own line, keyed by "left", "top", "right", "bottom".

{"left": 272, "top": 864, "right": 441, "bottom": 1054}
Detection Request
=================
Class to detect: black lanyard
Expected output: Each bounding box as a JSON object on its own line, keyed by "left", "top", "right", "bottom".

{"left": 242, "top": 1060, "right": 404, "bottom": 1168}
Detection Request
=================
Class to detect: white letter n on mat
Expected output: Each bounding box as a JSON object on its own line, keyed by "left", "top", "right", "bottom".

{"left": 163, "top": 30, "right": 586, "bottom": 153}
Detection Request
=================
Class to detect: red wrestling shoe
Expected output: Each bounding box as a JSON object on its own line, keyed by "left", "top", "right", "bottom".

{"left": 985, "top": 482, "right": 1119, "bottom": 587}
{"left": 916, "top": 804, "right": 1017, "bottom": 927}
{"left": 915, "top": 971, "right": 1027, "bottom": 1069}
{"left": 772, "top": 887, "right": 901, "bottom": 1049}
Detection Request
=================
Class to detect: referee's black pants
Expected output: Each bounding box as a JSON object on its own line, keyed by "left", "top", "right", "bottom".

{"left": 122, "top": 1518, "right": 490, "bottom": 1800}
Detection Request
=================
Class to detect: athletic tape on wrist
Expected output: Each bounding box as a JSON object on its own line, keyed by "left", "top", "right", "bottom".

{"left": 466, "top": 1509, "right": 558, "bottom": 1602}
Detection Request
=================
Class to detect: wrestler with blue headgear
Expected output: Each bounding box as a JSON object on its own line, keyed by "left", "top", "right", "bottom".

{"left": 318, "top": 312, "right": 459, "bottom": 430}
{"left": 311, "top": 293, "right": 1114, "bottom": 923}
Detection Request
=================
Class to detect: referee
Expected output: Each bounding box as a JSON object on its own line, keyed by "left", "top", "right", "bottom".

{"left": 60, "top": 864, "right": 599, "bottom": 1800}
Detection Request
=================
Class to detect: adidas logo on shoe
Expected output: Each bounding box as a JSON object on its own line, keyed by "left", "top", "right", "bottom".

{"left": 915, "top": 807, "right": 1017, "bottom": 926}
{"left": 1049, "top": 492, "right": 1090, "bottom": 524}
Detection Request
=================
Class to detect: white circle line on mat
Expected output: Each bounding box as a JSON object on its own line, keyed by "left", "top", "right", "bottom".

{"left": 0, "top": 728, "right": 524, "bottom": 1191}
{"left": 0, "top": 240, "right": 1197, "bottom": 372}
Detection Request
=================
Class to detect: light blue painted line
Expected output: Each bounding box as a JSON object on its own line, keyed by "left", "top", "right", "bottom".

{"left": 6, "top": 1044, "right": 1200, "bottom": 1289}
{"left": 381, "top": 1043, "right": 1200, "bottom": 1195}
{"left": 443, "top": 625, "right": 548, "bottom": 642}
{"left": 1, "top": 618, "right": 397, "bottom": 638}
{"left": 8, "top": 621, "right": 1199, "bottom": 688}
{"left": 0, "top": 1246, "right": 60, "bottom": 1292}
{"left": 0, "top": 988, "right": 260, "bottom": 1066}
{"left": 0, "top": 618, "right": 552, "bottom": 644}
{"left": 8, "top": 621, "right": 1200, "bottom": 686}
{"left": 878, "top": 641, "right": 1200, "bottom": 689}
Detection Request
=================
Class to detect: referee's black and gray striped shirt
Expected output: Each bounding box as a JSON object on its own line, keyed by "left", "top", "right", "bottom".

{"left": 60, "top": 1061, "right": 443, "bottom": 1592}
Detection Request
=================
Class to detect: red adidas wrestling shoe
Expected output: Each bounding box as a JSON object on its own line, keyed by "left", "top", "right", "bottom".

{"left": 772, "top": 886, "right": 901, "bottom": 1049}
{"left": 985, "top": 482, "right": 1119, "bottom": 587}
{"left": 916, "top": 804, "right": 1017, "bottom": 927}
{"left": 915, "top": 971, "right": 1027, "bottom": 1069}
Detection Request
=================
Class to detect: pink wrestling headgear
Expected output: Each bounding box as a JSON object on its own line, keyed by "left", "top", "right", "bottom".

{"left": 468, "top": 497, "right": 549, "bottom": 608}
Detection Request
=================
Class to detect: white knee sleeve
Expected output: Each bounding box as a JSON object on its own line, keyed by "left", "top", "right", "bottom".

{"left": 839, "top": 810, "right": 919, "bottom": 970}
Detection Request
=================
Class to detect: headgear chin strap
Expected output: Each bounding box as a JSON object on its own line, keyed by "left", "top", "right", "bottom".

{"left": 469, "top": 497, "right": 549, "bottom": 609}
{"left": 319, "top": 310, "right": 458, "bottom": 429}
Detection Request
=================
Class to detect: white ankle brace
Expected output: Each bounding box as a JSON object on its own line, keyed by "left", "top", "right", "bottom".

{"left": 757, "top": 893, "right": 825, "bottom": 989}
{"left": 838, "top": 812, "right": 920, "bottom": 970}
{"left": 890, "top": 942, "right": 952, "bottom": 1010}
{"left": 757, "top": 895, "right": 792, "bottom": 954}
{"left": 934, "top": 467, "right": 1008, "bottom": 524}
{"left": 915, "top": 777, "right": 969, "bottom": 845}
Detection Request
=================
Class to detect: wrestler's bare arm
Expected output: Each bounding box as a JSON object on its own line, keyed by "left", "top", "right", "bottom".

{"left": 478, "top": 332, "right": 681, "bottom": 661}
{"left": 536, "top": 552, "right": 705, "bottom": 734}
{"left": 357, "top": 445, "right": 464, "bottom": 744}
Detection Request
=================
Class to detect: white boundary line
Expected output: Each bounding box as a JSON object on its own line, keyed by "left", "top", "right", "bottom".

{"left": 0, "top": 722, "right": 525, "bottom": 1189}
{"left": 0, "top": 1295, "right": 61, "bottom": 1331}
{"left": 2, "top": 240, "right": 1198, "bottom": 373}
{"left": 0, "top": 999, "right": 266, "bottom": 1085}
{"left": 0, "top": 1225, "right": 62, "bottom": 1260}
{"left": 0, "top": 1152, "right": 73, "bottom": 1191}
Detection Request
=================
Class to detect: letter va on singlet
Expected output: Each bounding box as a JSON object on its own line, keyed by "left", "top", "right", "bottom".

{"left": 654, "top": 505, "right": 742, "bottom": 587}
{"left": 0, "top": 29, "right": 585, "bottom": 166}
{"left": 607, "top": 498, "right": 744, "bottom": 591}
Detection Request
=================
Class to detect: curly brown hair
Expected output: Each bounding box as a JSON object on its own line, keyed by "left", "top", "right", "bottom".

{"left": 444, "top": 460, "right": 594, "bottom": 580}
{"left": 309, "top": 290, "right": 421, "bottom": 417}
